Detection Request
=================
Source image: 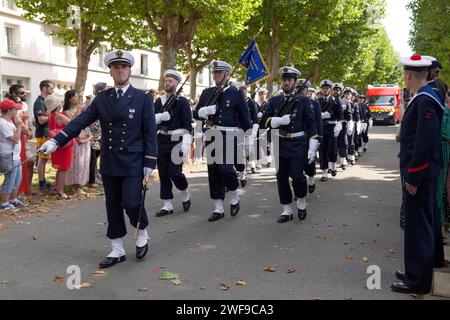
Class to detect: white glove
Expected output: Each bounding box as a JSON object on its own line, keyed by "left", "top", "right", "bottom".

{"left": 356, "top": 121, "right": 362, "bottom": 135}
{"left": 155, "top": 111, "right": 171, "bottom": 125}
{"left": 368, "top": 119, "right": 373, "bottom": 129}
{"left": 333, "top": 122, "right": 342, "bottom": 138}
{"left": 39, "top": 139, "right": 58, "bottom": 154}
{"left": 308, "top": 138, "right": 319, "bottom": 164}
{"left": 252, "top": 123, "right": 259, "bottom": 139}
{"left": 143, "top": 167, "right": 153, "bottom": 181}
{"left": 257, "top": 112, "right": 263, "bottom": 118}
{"left": 280, "top": 114, "right": 291, "bottom": 125}
{"left": 182, "top": 134, "right": 192, "bottom": 156}
{"left": 198, "top": 105, "right": 216, "bottom": 119}
{"left": 361, "top": 123, "right": 367, "bottom": 132}
{"left": 321, "top": 112, "right": 331, "bottom": 120}
{"left": 347, "top": 120, "right": 354, "bottom": 135}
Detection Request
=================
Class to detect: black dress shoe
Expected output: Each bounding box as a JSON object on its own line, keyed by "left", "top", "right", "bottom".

{"left": 240, "top": 179, "right": 247, "bottom": 187}
{"left": 208, "top": 212, "right": 224, "bottom": 222}
{"left": 327, "top": 169, "right": 331, "bottom": 174}
{"left": 277, "top": 214, "right": 293, "bottom": 223}
{"left": 395, "top": 271, "right": 405, "bottom": 281}
{"left": 99, "top": 255, "right": 126, "bottom": 269}
{"left": 350, "top": 160, "right": 356, "bottom": 165}
{"left": 341, "top": 164, "right": 347, "bottom": 171}
{"left": 320, "top": 177, "right": 328, "bottom": 182}
{"left": 331, "top": 170, "right": 337, "bottom": 177}
{"left": 251, "top": 167, "right": 256, "bottom": 174}
{"left": 182, "top": 199, "right": 191, "bottom": 212}
{"left": 136, "top": 241, "right": 149, "bottom": 260}
{"left": 391, "top": 282, "right": 429, "bottom": 294}
{"left": 298, "top": 208, "right": 307, "bottom": 221}
{"left": 266, "top": 162, "right": 271, "bottom": 168}
{"left": 230, "top": 202, "right": 240, "bottom": 216}
{"left": 363, "top": 148, "right": 367, "bottom": 153}
{"left": 155, "top": 209, "right": 174, "bottom": 217}
{"left": 308, "top": 184, "right": 316, "bottom": 193}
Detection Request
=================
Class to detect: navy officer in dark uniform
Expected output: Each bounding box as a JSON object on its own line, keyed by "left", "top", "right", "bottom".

{"left": 39, "top": 49, "right": 158, "bottom": 268}
{"left": 392, "top": 54, "right": 445, "bottom": 294}
{"left": 299, "top": 78, "right": 322, "bottom": 193}
{"left": 193, "top": 60, "right": 251, "bottom": 222}
{"left": 154, "top": 69, "right": 193, "bottom": 217}
{"left": 261, "top": 67, "right": 318, "bottom": 223}
{"left": 318, "top": 80, "right": 343, "bottom": 181}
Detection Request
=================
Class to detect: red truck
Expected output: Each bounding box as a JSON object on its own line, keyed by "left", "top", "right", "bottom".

{"left": 367, "top": 84, "right": 401, "bottom": 125}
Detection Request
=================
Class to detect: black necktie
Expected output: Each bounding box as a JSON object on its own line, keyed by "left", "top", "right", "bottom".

{"left": 117, "top": 89, "right": 123, "bottom": 100}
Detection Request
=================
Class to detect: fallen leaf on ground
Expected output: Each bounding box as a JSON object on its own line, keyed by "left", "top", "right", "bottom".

{"left": 137, "top": 287, "right": 149, "bottom": 292}
{"left": 1, "top": 281, "right": 8, "bottom": 284}
{"left": 264, "top": 266, "right": 276, "bottom": 272}
{"left": 75, "top": 282, "right": 91, "bottom": 289}
{"left": 312, "top": 297, "right": 321, "bottom": 300}
{"left": 362, "top": 257, "right": 369, "bottom": 262}
{"left": 410, "top": 293, "right": 423, "bottom": 300}
{"left": 167, "top": 230, "right": 177, "bottom": 233}
{"left": 0, "top": 224, "right": 5, "bottom": 230}
{"left": 32, "top": 235, "right": 38, "bottom": 240}
{"left": 287, "top": 268, "right": 296, "bottom": 273}
{"left": 236, "top": 280, "right": 247, "bottom": 286}
{"left": 331, "top": 235, "right": 337, "bottom": 241}
{"left": 96, "top": 222, "right": 107, "bottom": 226}
{"left": 160, "top": 272, "right": 179, "bottom": 280}
{"left": 346, "top": 256, "right": 353, "bottom": 260}
{"left": 200, "top": 286, "right": 206, "bottom": 290}
{"left": 388, "top": 249, "right": 395, "bottom": 254}
{"left": 93, "top": 270, "right": 106, "bottom": 276}
{"left": 172, "top": 279, "right": 182, "bottom": 286}
{"left": 220, "top": 283, "right": 230, "bottom": 291}
{"left": 53, "top": 275, "right": 64, "bottom": 283}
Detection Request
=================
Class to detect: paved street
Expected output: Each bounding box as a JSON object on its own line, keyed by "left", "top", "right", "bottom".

{"left": 0, "top": 125, "right": 440, "bottom": 300}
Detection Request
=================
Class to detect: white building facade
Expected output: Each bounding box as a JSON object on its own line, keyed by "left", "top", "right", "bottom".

{"left": 0, "top": 0, "right": 212, "bottom": 109}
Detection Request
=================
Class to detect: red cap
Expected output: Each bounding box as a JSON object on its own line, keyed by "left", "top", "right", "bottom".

{"left": 410, "top": 54, "right": 422, "bottom": 61}
{"left": 0, "top": 99, "right": 22, "bottom": 111}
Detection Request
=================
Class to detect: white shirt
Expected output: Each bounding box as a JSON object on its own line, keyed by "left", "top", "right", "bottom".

{"left": 0, "top": 117, "right": 21, "bottom": 160}
{"left": 115, "top": 83, "right": 130, "bottom": 99}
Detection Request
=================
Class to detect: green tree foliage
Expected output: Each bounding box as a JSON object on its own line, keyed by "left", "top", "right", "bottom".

{"left": 408, "top": 0, "right": 450, "bottom": 84}
{"left": 15, "top": 0, "right": 149, "bottom": 96}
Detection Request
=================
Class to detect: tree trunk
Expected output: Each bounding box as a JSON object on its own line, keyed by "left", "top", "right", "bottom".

{"left": 189, "top": 68, "right": 198, "bottom": 100}
{"left": 159, "top": 41, "right": 179, "bottom": 90}
{"left": 74, "top": 24, "right": 90, "bottom": 98}
{"left": 266, "top": 21, "right": 281, "bottom": 96}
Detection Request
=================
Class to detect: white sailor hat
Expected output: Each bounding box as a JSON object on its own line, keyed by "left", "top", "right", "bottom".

{"left": 164, "top": 69, "right": 183, "bottom": 82}
{"left": 343, "top": 87, "right": 352, "bottom": 94}
{"left": 211, "top": 60, "right": 232, "bottom": 72}
{"left": 258, "top": 87, "right": 268, "bottom": 93}
{"left": 423, "top": 55, "right": 443, "bottom": 69}
{"left": 104, "top": 49, "right": 134, "bottom": 68}
{"left": 298, "top": 78, "right": 312, "bottom": 88}
{"left": 320, "top": 80, "right": 334, "bottom": 88}
{"left": 308, "top": 87, "right": 317, "bottom": 93}
{"left": 400, "top": 54, "right": 432, "bottom": 71}
{"left": 228, "top": 80, "right": 237, "bottom": 87}
{"left": 279, "top": 66, "right": 301, "bottom": 78}
{"left": 333, "top": 83, "right": 344, "bottom": 90}
{"left": 238, "top": 82, "right": 248, "bottom": 89}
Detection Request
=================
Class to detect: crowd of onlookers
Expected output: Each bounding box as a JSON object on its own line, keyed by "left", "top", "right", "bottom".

{"left": 0, "top": 81, "right": 105, "bottom": 212}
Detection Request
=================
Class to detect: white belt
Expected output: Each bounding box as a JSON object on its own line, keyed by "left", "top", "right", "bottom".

{"left": 206, "top": 125, "right": 240, "bottom": 132}
{"left": 324, "top": 120, "right": 337, "bottom": 125}
{"left": 278, "top": 131, "right": 305, "bottom": 139}
{"left": 158, "top": 129, "right": 187, "bottom": 135}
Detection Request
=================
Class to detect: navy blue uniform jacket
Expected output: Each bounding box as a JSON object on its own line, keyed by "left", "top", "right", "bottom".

{"left": 53, "top": 86, "right": 158, "bottom": 177}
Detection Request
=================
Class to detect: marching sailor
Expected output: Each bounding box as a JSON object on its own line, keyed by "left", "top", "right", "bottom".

{"left": 193, "top": 60, "right": 251, "bottom": 222}
{"left": 154, "top": 69, "right": 193, "bottom": 217}
{"left": 261, "top": 67, "right": 318, "bottom": 223}
{"left": 39, "top": 49, "right": 158, "bottom": 268}
{"left": 318, "top": 80, "right": 343, "bottom": 181}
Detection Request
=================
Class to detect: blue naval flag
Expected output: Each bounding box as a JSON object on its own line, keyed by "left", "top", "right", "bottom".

{"left": 239, "top": 39, "right": 269, "bottom": 85}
